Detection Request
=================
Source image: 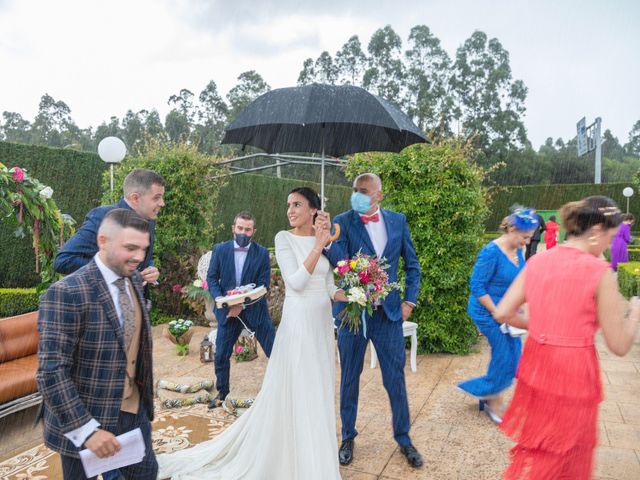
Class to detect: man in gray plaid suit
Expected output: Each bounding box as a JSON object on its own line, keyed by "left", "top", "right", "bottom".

{"left": 36, "top": 209, "right": 158, "bottom": 479}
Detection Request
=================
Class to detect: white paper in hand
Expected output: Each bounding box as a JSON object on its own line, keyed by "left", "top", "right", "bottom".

{"left": 79, "top": 427, "right": 146, "bottom": 478}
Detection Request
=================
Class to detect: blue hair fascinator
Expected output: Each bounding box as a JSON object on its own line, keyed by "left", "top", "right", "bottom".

{"left": 508, "top": 208, "right": 539, "bottom": 231}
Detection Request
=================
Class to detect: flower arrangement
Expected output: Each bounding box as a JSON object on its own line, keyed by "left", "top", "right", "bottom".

{"left": 334, "top": 251, "right": 399, "bottom": 335}
{"left": 0, "top": 163, "right": 75, "bottom": 287}
{"left": 233, "top": 336, "right": 258, "bottom": 362}
{"left": 163, "top": 318, "right": 195, "bottom": 355}
{"left": 182, "top": 278, "right": 212, "bottom": 300}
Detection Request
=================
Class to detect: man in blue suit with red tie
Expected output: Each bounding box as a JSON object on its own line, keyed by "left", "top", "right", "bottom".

{"left": 206, "top": 211, "right": 275, "bottom": 408}
{"left": 322, "top": 173, "right": 423, "bottom": 468}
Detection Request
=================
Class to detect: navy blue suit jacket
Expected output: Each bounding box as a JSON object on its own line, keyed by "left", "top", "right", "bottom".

{"left": 325, "top": 209, "right": 421, "bottom": 322}
{"left": 53, "top": 198, "right": 156, "bottom": 274}
{"left": 206, "top": 240, "right": 272, "bottom": 327}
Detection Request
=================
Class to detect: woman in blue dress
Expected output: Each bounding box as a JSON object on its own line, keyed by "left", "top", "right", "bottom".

{"left": 458, "top": 209, "right": 538, "bottom": 423}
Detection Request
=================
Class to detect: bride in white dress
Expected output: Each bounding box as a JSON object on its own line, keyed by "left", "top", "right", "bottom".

{"left": 157, "top": 187, "right": 347, "bottom": 479}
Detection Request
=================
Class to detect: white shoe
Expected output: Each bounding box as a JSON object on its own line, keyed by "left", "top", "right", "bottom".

{"left": 507, "top": 325, "right": 527, "bottom": 337}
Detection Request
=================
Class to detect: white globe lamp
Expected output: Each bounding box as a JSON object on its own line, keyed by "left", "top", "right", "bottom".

{"left": 98, "top": 137, "right": 127, "bottom": 201}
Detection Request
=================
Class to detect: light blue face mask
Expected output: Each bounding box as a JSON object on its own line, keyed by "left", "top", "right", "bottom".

{"left": 350, "top": 192, "right": 371, "bottom": 214}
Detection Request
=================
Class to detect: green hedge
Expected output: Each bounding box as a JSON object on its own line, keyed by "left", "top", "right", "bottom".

{"left": 486, "top": 183, "right": 639, "bottom": 230}
{"left": 617, "top": 262, "right": 640, "bottom": 298}
{"left": 210, "top": 174, "right": 352, "bottom": 247}
{"left": 0, "top": 288, "right": 40, "bottom": 317}
{"left": 628, "top": 249, "right": 640, "bottom": 262}
{"left": 0, "top": 141, "right": 106, "bottom": 287}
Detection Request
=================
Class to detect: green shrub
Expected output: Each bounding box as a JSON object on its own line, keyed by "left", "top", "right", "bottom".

{"left": 0, "top": 288, "right": 40, "bottom": 317}
{"left": 347, "top": 141, "right": 488, "bottom": 354}
{"left": 0, "top": 141, "right": 106, "bottom": 287}
{"left": 617, "top": 262, "right": 640, "bottom": 298}
{"left": 627, "top": 249, "right": 640, "bottom": 262}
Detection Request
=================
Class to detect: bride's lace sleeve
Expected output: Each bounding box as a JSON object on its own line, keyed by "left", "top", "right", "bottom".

{"left": 275, "top": 231, "right": 311, "bottom": 292}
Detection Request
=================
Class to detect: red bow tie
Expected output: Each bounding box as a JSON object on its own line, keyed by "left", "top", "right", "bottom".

{"left": 360, "top": 213, "right": 379, "bottom": 224}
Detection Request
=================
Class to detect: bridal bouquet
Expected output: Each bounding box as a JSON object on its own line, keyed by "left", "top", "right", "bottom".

{"left": 334, "top": 252, "right": 399, "bottom": 335}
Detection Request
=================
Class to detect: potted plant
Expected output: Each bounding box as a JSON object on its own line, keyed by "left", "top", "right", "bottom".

{"left": 163, "top": 318, "right": 195, "bottom": 356}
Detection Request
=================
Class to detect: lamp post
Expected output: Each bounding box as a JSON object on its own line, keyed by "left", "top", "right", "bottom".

{"left": 623, "top": 187, "right": 634, "bottom": 214}
{"left": 98, "top": 137, "right": 127, "bottom": 202}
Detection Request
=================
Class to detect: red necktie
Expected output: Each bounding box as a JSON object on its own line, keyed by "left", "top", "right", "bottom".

{"left": 360, "top": 213, "right": 379, "bottom": 224}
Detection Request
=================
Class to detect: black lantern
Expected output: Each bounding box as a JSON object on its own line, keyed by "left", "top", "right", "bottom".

{"left": 200, "top": 335, "right": 214, "bottom": 363}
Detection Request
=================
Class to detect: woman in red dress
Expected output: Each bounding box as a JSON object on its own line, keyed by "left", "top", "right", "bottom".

{"left": 544, "top": 215, "right": 559, "bottom": 249}
{"left": 494, "top": 196, "right": 640, "bottom": 479}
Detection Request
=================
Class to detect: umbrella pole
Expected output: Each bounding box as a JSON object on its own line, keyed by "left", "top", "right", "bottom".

{"left": 321, "top": 137, "right": 325, "bottom": 211}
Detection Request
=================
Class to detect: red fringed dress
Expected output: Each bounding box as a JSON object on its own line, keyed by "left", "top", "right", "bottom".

{"left": 501, "top": 246, "right": 609, "bottom": 479}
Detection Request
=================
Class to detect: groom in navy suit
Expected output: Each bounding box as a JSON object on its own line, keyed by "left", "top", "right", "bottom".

{"left": 322, "top": 173, "right": 423, "bottom": 468}
{"left": 206, "top": 211, "right": 275, "bottom": 408}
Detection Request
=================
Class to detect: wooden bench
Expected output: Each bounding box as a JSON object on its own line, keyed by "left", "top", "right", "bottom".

{"left": 0, "top": 311, "right": 42, "bottom": 418}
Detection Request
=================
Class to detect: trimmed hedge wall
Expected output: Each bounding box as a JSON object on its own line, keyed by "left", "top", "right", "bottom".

{"left": 0, "top": 288, "right": 40, "bottom": 317}
{"left": 486, "top": 183, "right": 638, "bottom": 230}
{"left": 0, "top": 141, "right": 106, "bottom": 287}
{"left": 210, "top": 174, "right": 352, "bottom": 247}
{"left": 618, "top": 262, "right": 640, "bottom": 298}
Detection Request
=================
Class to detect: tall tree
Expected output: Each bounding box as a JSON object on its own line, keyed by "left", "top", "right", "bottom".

{"left": 226, "top": 70, "right": 270, "bottom": 122}
{"left": 30, "top": 94, "right": 73, "bottom": 147}
{"left": 196, "top": 80, "right": 228, "bottom": 154}
{"left": 625, "top": 120, "right": 640, "bottom": 157}
{"left": 601, "top": 129, "right": 625, "bottom": 161}
{"left": 1, "top": 112, "right": 32, "bottom": 144}
{"left": 297, "top": 58, "right": 316, "bottom": 85}
{"left": 94, "top": 116, "right": 123, "bottom": 145}
{"left": 122, "top": 110, "right": 146, "bottom": 154}
{"left": 403, "top": 25, "right": 454, "bottom": 137}
{"left": 451, "top": 31, "right": 528, "bottom": 166}
{"left": 363, "top": 25, "right": 405, "bottom": 102}
{"left": 335, "top": 35, "right": 367, "bottom": 86}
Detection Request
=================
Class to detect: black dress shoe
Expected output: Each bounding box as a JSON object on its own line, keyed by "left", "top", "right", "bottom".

{"left": 400, "top": 444, "right": 423, "bottom": 468}
{"left": 338, "top": 439, "right": 354, "bottom": 465}
{"left": 207, "top": 392, "right": 227, "bottom": 409}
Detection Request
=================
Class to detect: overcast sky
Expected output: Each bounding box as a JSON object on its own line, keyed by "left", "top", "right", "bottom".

{"left": 1, "top": 0, "right": 638, "bottom": 148}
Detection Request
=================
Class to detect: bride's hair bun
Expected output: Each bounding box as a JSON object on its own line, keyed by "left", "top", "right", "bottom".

{"left": 560, "top": 196, "right": 622, "bottom": 236}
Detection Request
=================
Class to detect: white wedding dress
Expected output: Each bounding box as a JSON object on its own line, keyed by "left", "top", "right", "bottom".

{"left": 157, "top": 231, "right": 341, "bottom": 479}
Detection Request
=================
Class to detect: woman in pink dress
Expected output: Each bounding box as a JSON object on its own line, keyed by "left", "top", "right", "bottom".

{"left": 494, "top": 196, "right": 640, "bottom": 479}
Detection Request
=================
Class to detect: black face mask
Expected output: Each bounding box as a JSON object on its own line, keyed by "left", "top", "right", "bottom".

{"left": 235, "top": 233, "right": 252, "bottom": 248}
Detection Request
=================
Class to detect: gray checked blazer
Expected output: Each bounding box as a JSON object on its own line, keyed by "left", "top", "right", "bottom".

{"left": 36, "top": 259, "right": 154, "bottom": 458}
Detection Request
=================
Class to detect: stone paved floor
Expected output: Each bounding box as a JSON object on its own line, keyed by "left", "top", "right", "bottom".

{"left": 1, "top": 325, "right": 639, "bottom": 479}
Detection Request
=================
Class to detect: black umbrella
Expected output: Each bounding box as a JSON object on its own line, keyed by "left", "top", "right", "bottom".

{"left": 221, "top": 83, "right": 428, "bottom": 207}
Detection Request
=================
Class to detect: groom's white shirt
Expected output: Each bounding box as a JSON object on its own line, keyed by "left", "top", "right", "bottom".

{"left": 363, "top": 208, "right": 387, "bottom": 259}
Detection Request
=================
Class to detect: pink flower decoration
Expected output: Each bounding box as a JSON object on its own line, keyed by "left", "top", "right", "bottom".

{"left": 12, "top": 167, "right": 25, "bottom": 182}
{"left": 235, "top": 345, "right": 244, "bottom": 354}
{"left": 358, "top": 272, "right": 371, "bottom": 284}
{"left": 337, "top": 265, "right": 349, "bottom": 275}
{"left": 172, "top": 284, "right": 183, "bottom": 294}
{"left": 201, "top": 279, "right": 208, "bottom": 290}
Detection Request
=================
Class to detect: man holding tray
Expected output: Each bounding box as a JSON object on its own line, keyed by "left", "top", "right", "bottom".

{"left": 206, "top": 211, "right": 275, "bottom": 408}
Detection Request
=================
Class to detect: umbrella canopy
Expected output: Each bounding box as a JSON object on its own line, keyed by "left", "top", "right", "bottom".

{"left": 221, "top": 83, "right": 428, "bottom": 157}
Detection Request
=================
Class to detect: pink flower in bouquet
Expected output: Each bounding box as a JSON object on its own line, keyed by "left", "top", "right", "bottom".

{"left": 235, "top": 345, "right": 244, "bottom": 354}
{"left": 358, "top": 271, "right": 371, "bottom": 284}
{"left": 12, "top": 167, "right": 25, "bottom": 182}
{"left": 336, "top": 260, "right": 350, "bottom": 276}
{"left": 172, "top": 284, "right": 183, "bottom": 294}
{"left": 201, "top": 279, "right": 208, "bottom": 290}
